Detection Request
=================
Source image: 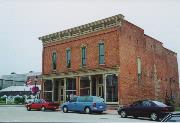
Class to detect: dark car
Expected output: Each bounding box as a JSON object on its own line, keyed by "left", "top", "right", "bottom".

{"left": 161, "top": 113, "right": 180, "bottom": 122}
{"left": 118, "top": 100, "right": 174, "bottom": 121}
{"left": 25, "top": 99, "right": 59, "bottom": 111}
{"left": 61, "top": 96, "right": 106, "bottom": 114}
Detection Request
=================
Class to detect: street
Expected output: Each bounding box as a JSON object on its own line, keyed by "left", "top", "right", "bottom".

{"left": 0, "top": 105, "right": 154, "bottom": 122}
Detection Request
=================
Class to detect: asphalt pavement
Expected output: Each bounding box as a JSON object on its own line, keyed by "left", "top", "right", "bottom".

{"left": 0, "top": 105, "right": 154, "bottom": 122}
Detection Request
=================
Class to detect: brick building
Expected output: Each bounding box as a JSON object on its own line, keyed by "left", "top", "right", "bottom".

{"left": 39, "top": 14, "right": 179, "bottom": 105}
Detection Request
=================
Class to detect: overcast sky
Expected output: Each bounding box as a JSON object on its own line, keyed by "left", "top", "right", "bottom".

{"left": 0, "top": 0, "right": 179, "bottom": 79}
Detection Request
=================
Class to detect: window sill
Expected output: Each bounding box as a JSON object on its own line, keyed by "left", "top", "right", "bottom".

{"left": 67, "top": 67, "right": 72, "bottom": 70}
{"left": 99, "top": 64, "right": 106, "bottom": 66}
{"left": 52, "top": 70, "right": 56, "bottom": 74}
{"left": 80, "top": 65, "right": 87, "bottom": 68}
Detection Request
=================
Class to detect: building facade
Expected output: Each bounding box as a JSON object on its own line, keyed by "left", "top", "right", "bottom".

{"left": 0, "top": 72, "right": 42, "bottom": 90}
{"left": 0, "top": 73, "right": 27, "bottom": 89}
{"left": 39, "top": 14, "right": 179, "bottom": 105}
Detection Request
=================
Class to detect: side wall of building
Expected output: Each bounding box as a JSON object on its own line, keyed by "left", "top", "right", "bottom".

{"left": 118, "top": 20, "right": 179, "bottom": 105}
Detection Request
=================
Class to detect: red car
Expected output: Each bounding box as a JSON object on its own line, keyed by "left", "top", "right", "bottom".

{"left": 25, "top": 99, "right": 59, "bottom": 111}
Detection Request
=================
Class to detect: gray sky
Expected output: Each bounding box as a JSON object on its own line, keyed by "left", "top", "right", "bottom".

{"left": 0, "top": 0, "right": 179, "bottom": 79}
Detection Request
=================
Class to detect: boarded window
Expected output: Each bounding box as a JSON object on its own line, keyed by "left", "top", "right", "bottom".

{"left": 137, "top": 57, "right": 142, "bottom": 80}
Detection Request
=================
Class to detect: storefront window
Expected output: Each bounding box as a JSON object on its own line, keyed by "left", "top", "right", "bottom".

{"left": 54, "top": 79, "right": 59, "bottom": 101}
{"left": 80, "top": 77, "right": 90, "bottom": 96}
{"left": 66, "top": 78, "right": 76, "bottom": 101}
{"left": 44, "top": 80, "right": 53, "bottom": 101}
{"left": 44, "top": 80, "right": 52, "bottom": 91}
{"left": 44, "top": 92, "right": 52, "bottom": 102}
{"left": 106, "top": 74, "right": 118, "bottom": 102}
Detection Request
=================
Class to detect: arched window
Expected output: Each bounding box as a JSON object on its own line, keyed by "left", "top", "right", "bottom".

{"left": 52, "top": 52, "right": 57, "bottom": 70}
{"left": 99, "top": 42, "right": 105, "bottom": 64}
{"left": 81, "top": 47, "right": 86, "bottom": 66}
{"left": 66, "top": 48, "right": 71, "bottom": 68}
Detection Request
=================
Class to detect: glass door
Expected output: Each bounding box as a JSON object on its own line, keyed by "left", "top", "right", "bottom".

{"left": 106, "top": 74, "right": 118, "bottom": 102}
{"left": 59, "top": 79, "right": 65, "bottom": 104}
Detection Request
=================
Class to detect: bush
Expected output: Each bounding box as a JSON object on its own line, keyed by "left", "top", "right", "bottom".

{"left": 14, "top": 97, "right": 25, "bottom": 104}
{"left": 0, "top": 97, "right": 6, "bottom": 104}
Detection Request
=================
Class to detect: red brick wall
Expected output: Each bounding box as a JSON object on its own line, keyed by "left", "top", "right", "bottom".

{"left": 118, "top": 20, "right": 179, "bottom": 105}
{"left": 43, "top": 27, "right": 120, "bottom": 75}
{"left": 118, "top": 20, "right": 146, "bottom": 105}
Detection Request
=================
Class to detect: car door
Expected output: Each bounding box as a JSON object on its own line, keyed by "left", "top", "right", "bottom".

{"left": 31, "top": 99, "right": 39, "bottom": 109}
{"left": 34, "top": 99, "right": 42, "bottom": 109}
{"left": 68, "top": 97, "right": 78, "bottom": 111}
{"left": 132, "top": 101, "right": 144, "bottom": 117}
{"left": 75, "top": 97, "right": 87, "bottom": 112}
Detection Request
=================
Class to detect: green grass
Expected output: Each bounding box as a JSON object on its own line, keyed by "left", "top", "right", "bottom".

{"left": 0, "top": 103, "right": 24, "bottom": 105}
{"left": 175, "top": 107, "right": 180, "bottom": 111}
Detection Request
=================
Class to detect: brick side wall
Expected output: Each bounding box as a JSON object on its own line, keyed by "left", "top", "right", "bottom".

{"left": 118, "top": 20, "right": 146, "bottom": 105}
{"left": 118, "top": 20, "right": 179, "bottom": 105}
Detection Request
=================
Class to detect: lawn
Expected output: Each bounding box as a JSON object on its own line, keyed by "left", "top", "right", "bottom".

{"left": 175, "top": 107, "right": 180, "bottom": 111}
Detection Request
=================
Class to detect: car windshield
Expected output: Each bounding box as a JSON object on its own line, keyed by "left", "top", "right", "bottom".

{"left": 152, "top": 101, "right": 167, "bottom": 107}
{"left": 93, "top": 97, "right": 104, "bottom": 102}
{"left": 41, "top": 99, "right": 46, "bottom": 103}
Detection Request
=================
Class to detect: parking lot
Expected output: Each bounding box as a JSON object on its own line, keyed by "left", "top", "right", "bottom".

{"left": 0, "top": 105, "right": 155, "bottom": 122}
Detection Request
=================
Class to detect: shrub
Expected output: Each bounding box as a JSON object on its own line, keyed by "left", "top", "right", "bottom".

{"left": 14, "top": 97, "right": 25, "bottom": 104}
{"left": 0, "top": 97, "right": 6, "bottom": 103}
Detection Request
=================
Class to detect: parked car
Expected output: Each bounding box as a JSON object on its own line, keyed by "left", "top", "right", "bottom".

{"left": 161, "top": 113, "right": 180, "bottom": 122}
{"left": 25, "top": 99, "right": 34, "bottom": 104}
{"left": 25, "top": 99, "right": 59, "bottom": 111}
{"left": 118, "top": 100, "right": 174, "bottom": 121}
{"left": 61, "top": 96, "right": 106, "bottom": 114}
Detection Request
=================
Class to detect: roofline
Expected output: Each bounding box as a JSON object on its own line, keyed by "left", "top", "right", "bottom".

{"left": 144, "top": 34, "right": 163, "bottom": 44}
{"left": 39, "top": 14, "right": 124, "bottom": 44}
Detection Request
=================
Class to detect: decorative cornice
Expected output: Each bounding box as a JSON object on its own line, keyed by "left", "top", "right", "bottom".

{"left": 39, "top": 14, "right": 124, "bottom": 44}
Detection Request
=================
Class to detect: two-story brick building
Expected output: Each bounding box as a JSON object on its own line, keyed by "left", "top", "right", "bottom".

{"left": 39, "top": 14, "right": 179, "bottom": 105}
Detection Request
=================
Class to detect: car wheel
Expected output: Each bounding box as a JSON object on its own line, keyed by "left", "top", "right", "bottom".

{"left": 63, "top": 106, "right": 68, "bottom": 113}
{"left": 41, "top": 106, "right": 46, "bottom": 111}
{"left": 133, "top": 115, "right": 138, "bottom": 119}
{"left": 150, "top": 113, "right": 159, "bottom": 121}
{"left": 120, "top": 110, "right": 127, "bottom": 118}
{"left": 97, "top": 111, "right": 103, "bottom": 114}
{"left": 84, "top": 107, "right": 91, "bottom": 114}
{"left": 27, "top": 106, "right": 31, "bottom": 111}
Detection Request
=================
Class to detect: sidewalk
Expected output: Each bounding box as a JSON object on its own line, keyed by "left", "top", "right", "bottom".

{"left": 104, "top": 110, "right": 118, "bottom": 115}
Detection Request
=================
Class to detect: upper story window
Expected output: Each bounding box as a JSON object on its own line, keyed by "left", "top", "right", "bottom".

{"left": 137, "top": 57, "right": 142, "bottom": 80}
{"left": 99, "top": 42, "right": 105, "bottom": 64}
{"left": 81, "top": 47, "right": 86, "bottom": 66}
{"left": 52, "top": 52, "right": 57, "bottom": 70}
{"left": 66, "top": 49, "right": 71, "bottom": 68}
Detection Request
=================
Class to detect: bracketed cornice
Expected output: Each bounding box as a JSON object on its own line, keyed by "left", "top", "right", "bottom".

{"left": 39, "top": 14, "right": 124, "bottom": 44}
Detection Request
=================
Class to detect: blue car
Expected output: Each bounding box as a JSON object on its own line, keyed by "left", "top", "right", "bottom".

{"left": 61, "top": 96, "right": 106, "bottom": 114}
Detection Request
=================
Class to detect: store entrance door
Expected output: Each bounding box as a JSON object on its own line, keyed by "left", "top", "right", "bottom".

{"left": 59, "top": 79, "right": 65, "bottom": 104}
